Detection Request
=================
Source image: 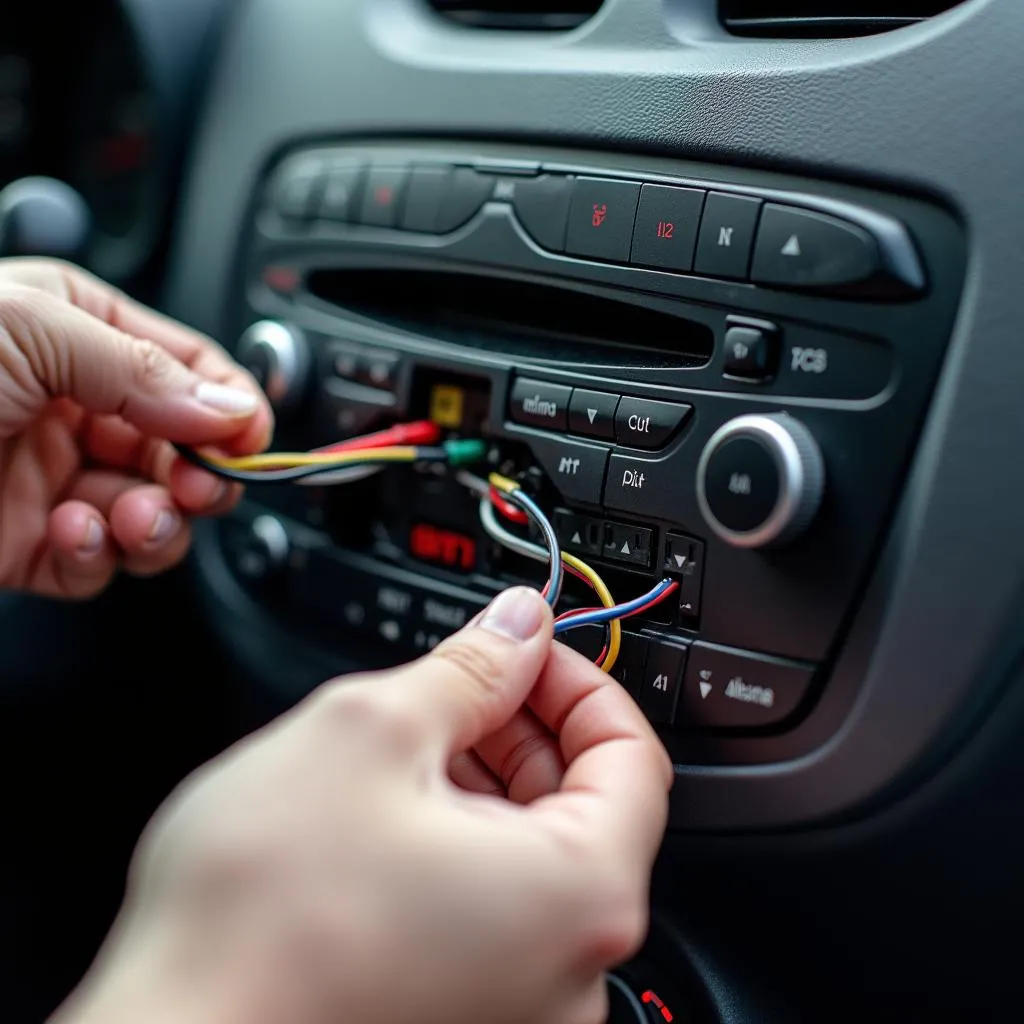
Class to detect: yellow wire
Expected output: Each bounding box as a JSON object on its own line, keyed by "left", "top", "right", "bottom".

{"left": 562, "top": 552, "right": 621, "bottom": 675}
{"left": 488, "top": 473, "right": 621, "bottom": 674}
{"left": 203, "top": 447, "right": 422, "bottom": 470}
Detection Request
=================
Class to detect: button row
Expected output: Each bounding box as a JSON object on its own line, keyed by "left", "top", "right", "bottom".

{"left": 509, "top": 377, "right": 693, "bottom": 450}
{"left": 316, "top": 339, "right": 404, "bottom": 438}
{"left": 269, "top": 149, "right": 923, "bottom": 297}
{"left": 608, "top": 635, "right": 815, "bottom": 731}
{"left": 295, "top": 547, "right": 489, "bottom": 651}
{"left": 270, "top": 154, "right": 495, "bottom": 235}
{"left": 553, "top": 175, "right": 911, "bottom": 295}
{"left": 553, "top": 509, "right": 655, "bottom": 569}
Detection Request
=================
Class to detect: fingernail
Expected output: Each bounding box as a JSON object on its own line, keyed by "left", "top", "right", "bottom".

{"left": 78, "top": 518, "right": 104, "bottom": 557}
{"left": 149, "top": 510, "right": 180, "bottom": 545}
{"left": 194, "top": 381, "right": 259, "bottom": 416}
{"left": 477, "top": 587, "right": 547, "bottom": 642}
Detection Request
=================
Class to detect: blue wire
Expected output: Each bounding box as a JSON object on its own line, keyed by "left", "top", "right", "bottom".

{"left": 553, "top": 579, "right": 676, "bottom": 635}
{"left": 505, "top": 487, "right": 563, "bottom": 608}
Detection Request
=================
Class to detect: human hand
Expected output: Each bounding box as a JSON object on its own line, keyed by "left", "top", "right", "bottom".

{"left": 0, "top": 257, "right": 272, "bottom": 597}
{"left": 51, "top": 587, "right": 673, "bottom": 1024}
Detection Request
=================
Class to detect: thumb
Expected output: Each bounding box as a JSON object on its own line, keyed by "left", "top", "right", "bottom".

{"left": 390, "top": 587, "right": 554, "bottom": 757}
{"left": 0, "top": 284, "right": 259, "bottom": 441}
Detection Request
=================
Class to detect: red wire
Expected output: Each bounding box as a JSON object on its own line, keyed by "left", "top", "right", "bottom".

{"left": 315, "top": 420, "right": 441, "bottom": 454}
{"left": 557, "top": 581, "right": 682, "bottom": 667}
{"left": 490, "top": 485, "right": 530, "bottom": 525}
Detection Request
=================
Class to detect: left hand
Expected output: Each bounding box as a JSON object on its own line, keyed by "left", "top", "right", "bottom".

{"left": 0, "top": 257, "right": 273, "bottom": 598}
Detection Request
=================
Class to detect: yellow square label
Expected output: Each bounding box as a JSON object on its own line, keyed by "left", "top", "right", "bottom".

{"left": 430, "top": 385, "right": 465, "bottom": 428}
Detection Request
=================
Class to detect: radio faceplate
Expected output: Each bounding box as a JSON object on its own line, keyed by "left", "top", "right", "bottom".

{"left": 206, "top": 140, "right": 964, "bottom": 768}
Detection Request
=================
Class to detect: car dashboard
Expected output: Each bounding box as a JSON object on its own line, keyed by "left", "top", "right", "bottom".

{"left": 6, "top": 0, "right": 1024, "bottom": 1021}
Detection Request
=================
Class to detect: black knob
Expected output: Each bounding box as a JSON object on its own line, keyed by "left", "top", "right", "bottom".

{"left": 235, "top": 320, "right": 311, "bottom": 413}
{"left": 233, "top": 515, "right": 291, "bottom": 581}
{"left": 696, "top": 413, "right": 825, "bottom": 549}
{"left": 0, "top": 177, "right": 91, "bottom": 259}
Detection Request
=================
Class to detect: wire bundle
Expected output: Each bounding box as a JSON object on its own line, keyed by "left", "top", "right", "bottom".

{"left": 178, "top": 422, "right": 681, "bottom": 674}
{"left": 480, "top": 473, "right": 680, "bottom": 675}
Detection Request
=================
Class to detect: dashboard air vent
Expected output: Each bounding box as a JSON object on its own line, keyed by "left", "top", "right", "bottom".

{"left": 426, "top": 0, "right": 604, "bottom": 31}
{"left": 720, "top": 0, "right": 965, "bottom": 38}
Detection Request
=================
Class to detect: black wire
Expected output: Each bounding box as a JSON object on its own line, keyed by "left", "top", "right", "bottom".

{"left": 172, "top": 444, "right": 450, "bottom": 484}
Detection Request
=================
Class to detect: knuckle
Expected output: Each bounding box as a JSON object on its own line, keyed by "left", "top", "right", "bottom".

{"left": 309, "top": 679, "right": 426, "bottom": 754}
{"left": 129, "top": 338, "right": 175, "bottom": 392}
{"left": 0, "top": 285, "right": 65, "bottom": 395}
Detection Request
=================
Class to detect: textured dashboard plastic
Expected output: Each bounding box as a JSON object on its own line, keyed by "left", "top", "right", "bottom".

{"left": 166, "top": 0, "right": 1024, "bottom": 834}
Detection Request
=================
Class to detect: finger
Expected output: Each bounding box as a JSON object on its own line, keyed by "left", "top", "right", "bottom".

{"left": 80, "top": 416, "right": 238, "bottom": 515}
{"left": 106, "top": 483, "right": 193, "bottom": 576}
{"left": 0, "top": 282, "right": 263, "bottom": 443}
{"left": 168, "top": 457, "right": 242, "bottom": 515}
{"left": 528, "top": 643, "right": 674, "bottom": 863}
{"left": 81, "top": 415, "right": 175, "bottom": 483}
{"left": 448, "top": 751, "right": 505, "bottom": 797}
{"left": 4, "top": 260, "right": 273, "bottom": 453}
{"left": 381, "top": 587, "right": 553, "bottom": 758}
{"left": 40, "top": 500, "right": 118, "bottom": 598}
{"left": 472, "top": 707, "right": 565, "bottom": 805}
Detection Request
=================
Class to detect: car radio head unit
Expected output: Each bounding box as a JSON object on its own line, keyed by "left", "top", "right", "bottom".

{"left": 203, "top": 138, "right": 964, "bottom": 777}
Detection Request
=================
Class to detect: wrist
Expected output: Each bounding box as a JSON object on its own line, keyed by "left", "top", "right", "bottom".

{"left": 47, "top": 913, "right": 291, "bottom": 1024}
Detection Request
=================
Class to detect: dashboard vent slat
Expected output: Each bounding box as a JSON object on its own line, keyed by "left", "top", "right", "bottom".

{"left": 426, "top": 0, "right": 604, "bottom": 31}
{"left": 720, "top": 1, "right": 965, "bottom": 38}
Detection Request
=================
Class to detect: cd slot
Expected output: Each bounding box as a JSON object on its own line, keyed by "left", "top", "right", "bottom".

{"left": 304, "top": 268, "right": 713, "bottom": 370}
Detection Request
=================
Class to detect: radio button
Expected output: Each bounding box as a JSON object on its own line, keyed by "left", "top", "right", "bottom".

{"left": 400, "top": 165, "right": 451, "bottom": 232}
{"left": 680, "top": 644, "right": 814, "bottom": 730}
{"left": 722, "top": 320, "right": 780, "bottom": 382}
{"left": 603, "top": 523, "right": 654, "bottom": 569}
{"left": 694, "top": 192, "right": 762, "bottom": 280}
{"left": 751, "top": 204, "right": 880, "bottom": 291}
{"left": 566, "top": 177, "right": 641, "bottom": 263}
{"left": 272, "top": 155, "right": 325, "bottom": 220}
{"left": 553, "top": 509, "right": 603, "bottom": 557}
{"left": 610, "top": 632, "right": 649, "bottom": 700}
{"left": 436, "top": 167, "right": 494, "bottom": 233}
{"left": 509, "top": 174, "right": 573, "bottom": 252}
{"left": 639, "top": 641, "right": 688, "bottom": 726}
{"left": 319, "top": 162, "right": 363, "bottom": 222}
{"left": 615, "top": 397, "right": 692, "bottom": 450}
{"left": 569, "top": 388, "right": 619, "bottom": 440}
{"left": 629, "top": 184, "right": 704, "bottom": 272}
{"left": 527, "top": 435, "right": 609, "bottom": 507}
{"left": 509, "top": 378, "right": 571, "bottom": 431}
{"left": 358, "top": 166, "right": 408, "bottom": 227}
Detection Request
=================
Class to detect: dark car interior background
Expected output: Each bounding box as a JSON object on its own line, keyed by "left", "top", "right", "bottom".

{"left": 2, "top": 1, "right": 1023, "bottom": 1021}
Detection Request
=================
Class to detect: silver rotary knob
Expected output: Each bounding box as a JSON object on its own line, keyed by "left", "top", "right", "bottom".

{"left": 696, "top": 413, "right": 825, "bottom": 549}
{"left": 235, "top": 320, "right": 311, "bottom": 412}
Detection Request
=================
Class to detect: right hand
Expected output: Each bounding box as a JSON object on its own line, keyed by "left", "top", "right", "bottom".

{"left": 51, "top": 587, "right": 673, "bottom": 1024}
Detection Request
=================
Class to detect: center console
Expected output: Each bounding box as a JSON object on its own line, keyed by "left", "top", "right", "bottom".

{"left": 199, "top": 138, "right": 963, "bottom": 814}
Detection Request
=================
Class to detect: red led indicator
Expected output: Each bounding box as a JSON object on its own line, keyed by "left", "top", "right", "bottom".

{"left": 375, "top": 184, "right": 394, "bottom": 207}
{"left": 641, "top": 990, "right": 673, "bottom": 1023}
{"left": 261, "top": 265, "right": 300, "bottom": 293}
{"left": 409, "top": 523, "right": 476, "bottom": 571}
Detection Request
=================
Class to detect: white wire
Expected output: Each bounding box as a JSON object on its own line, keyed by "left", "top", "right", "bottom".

{"left": 456, "top": 470, "right": 490, "bottom": 498}
{"left": 296, "top": 465, "right": 384, "bottom": 487}
{"left": 478, "top": 498, "right": 549, "bottom": 565}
